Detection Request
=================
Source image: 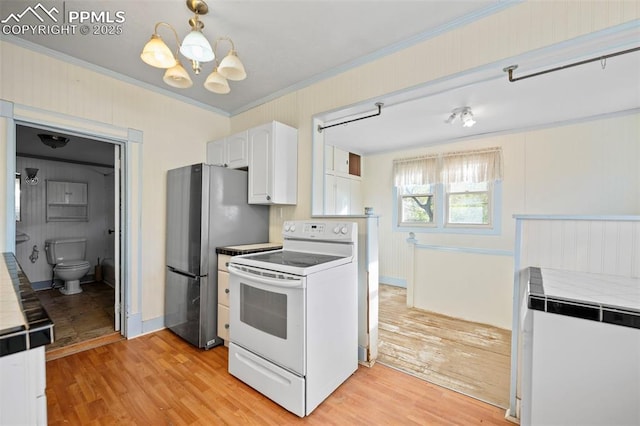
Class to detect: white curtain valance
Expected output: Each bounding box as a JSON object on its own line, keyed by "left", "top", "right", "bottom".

{"left": 393, "top": 155, "right": 438, "bottom": 187}
{"left": 441, "top": 148, "right": 503, "bottom": 185}
{"left": 393, "top": 147, "right": 503, "bottom": 186}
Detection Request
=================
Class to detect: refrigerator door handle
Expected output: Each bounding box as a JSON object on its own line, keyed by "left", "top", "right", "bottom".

{"left": 167, "top": 266, "right": 200, "bottom": 280}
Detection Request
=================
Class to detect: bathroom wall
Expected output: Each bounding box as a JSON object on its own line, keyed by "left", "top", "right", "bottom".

{"left": 15, "top": 156, "right": 113, "bottom": 287}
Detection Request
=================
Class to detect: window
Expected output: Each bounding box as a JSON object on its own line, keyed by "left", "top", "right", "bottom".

{"left": 399, "top": 184, "right": 436, "bottom": 225}
{"left": 446, "top": 182, "right": 491, "bottom": 226}
{"left": 393, "top": 148, "right": 502, "bottom": 233}
{"left": 15, "top": 173, "right": 21, "bottom": 222}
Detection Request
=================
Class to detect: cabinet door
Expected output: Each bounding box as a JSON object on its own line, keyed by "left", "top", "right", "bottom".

{"left": 46, "top": 181, "right": 66, "bottom": 204}
{"left": 325, "top": 144, "right": 335, "bottom": 171}
{"left": 324, "top": 173, "right": 336, "bottom": 214}
{"left": 218, "top": 304, "right": 230, "bottom": 345}
{"left": 66, "top": 182, "right": 87, "bottom": 204}
{"left": 334, "top": 147, "right": 350, "bottom": 174}
{"left": 350, "top": 178, "right": 363, "bottom": 215}
{"left": 226, "top": 132, "right": 249, "bottom": 169}
{"left": 217, "top": 270, "right": 229, "bottom": 307}
{"left": 207, "top": 139, "right": 226, "bottom": 166}
{"left": 248, "top": 125, "right": 273, "bottom": 203}
{"left": 335, "top": 176, "right": 351, "bottom": 215}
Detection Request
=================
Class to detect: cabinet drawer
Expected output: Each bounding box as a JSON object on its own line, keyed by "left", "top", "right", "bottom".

{"left": 218, "top": 271, "right": 229, "bottom": 307}
{"left": 217, "top": 304, "right": 229, "bottom": 345}
{"left": 218, "top": 254, "right": 231, "bottom": 272}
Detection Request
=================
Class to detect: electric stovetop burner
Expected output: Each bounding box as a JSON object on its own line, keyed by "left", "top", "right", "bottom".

{"left": 244, "top": 250, "right": 344, "bottom": 268}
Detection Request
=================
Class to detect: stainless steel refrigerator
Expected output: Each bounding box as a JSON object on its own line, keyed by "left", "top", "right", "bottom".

{"left": 165, "top": 163, "right": 269, "bottom": 349}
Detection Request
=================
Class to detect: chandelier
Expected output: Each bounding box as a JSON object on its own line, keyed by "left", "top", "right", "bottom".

{"left": 140, "top": 0, "right": 246, "bottom": 94}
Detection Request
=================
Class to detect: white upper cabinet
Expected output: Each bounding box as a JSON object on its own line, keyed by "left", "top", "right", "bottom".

{"left": 323, "top": 145, "right": 362, "bottom": 215}
{"left": 46, "top": 180, "right": 88, "bottom": 221}
{"left": 248, "top": 121, "right": 298, "bottom": 205}
{"left": 333, "top": 147, "right": 350, "bottom": 174}
{"left": 206, "top": 131, "right": 249, "bottom": 169}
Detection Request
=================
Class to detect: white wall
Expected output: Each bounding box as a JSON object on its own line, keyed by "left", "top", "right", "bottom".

{"left": 15, "top": 156, "right": 112, "bottom": 285}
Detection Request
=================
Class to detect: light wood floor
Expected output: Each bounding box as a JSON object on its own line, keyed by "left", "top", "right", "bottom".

{"left": 378, "top": 284, "right": 511, "bottom": 408}
{"left": 46, "top": 329, "right": 513, "bottom": 425}
{"left": 37, "top": 281, "right": 121, "bottom": 360}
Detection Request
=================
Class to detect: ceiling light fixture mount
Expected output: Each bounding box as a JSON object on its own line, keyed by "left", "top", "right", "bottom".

{"left": 445, "top": 106, "right": 476, "bottom": 128}
{"left": 140, "top": 0, "right": 246, "bottom": 94}
{"left": 38, "top": 133, "right": 69, "bottom": 149}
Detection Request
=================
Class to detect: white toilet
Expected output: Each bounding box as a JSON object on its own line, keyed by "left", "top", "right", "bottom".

{"left": 44, "top": 238, "right": 91, "bottom": 295}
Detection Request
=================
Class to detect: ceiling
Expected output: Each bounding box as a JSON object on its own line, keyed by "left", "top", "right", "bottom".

{"left": 1, "top": 0, "right": 507, "bottom": 115}
{"left": 3, "top": 1, "right": 639, "bottom": 160}
{"left": 321, "top": 40, "right": 640, "bottom": 155}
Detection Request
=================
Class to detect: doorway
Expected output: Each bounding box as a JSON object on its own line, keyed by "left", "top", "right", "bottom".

{"left": 14, "top": 123, "right": 125, "bottom": 356}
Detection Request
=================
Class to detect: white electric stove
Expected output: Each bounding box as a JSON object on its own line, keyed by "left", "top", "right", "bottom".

{"left": 227, "top": 220, "right": 358, "bottom": 417}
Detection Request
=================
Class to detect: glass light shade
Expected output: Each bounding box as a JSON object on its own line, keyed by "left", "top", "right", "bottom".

{"left": 461, "top": 111, "right": 476, "bottom": 127}
{"left": 163, "top": 61, "right": 193, "bottom": 88}
{"left": 180, "top": 30, "right": 215, "bottom": 62}
{"left": 218, "top": 50, "right": 247, "bottom": 81}
{"left": 140, "top": 34, "right": 176, "bottom": 68}
{"left": 204, "top": 69, "right": 230, "bottom": 94}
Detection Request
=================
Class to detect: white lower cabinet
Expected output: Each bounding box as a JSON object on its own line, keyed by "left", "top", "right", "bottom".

{"left": 522, "top": 310, "right": 640, "bottom": 426}
{"left": 248, "top": 121, "right": 298, "bottom": 204}
{"left": 0, "top": 346, "right": 47, "bottom": 425}
{"left": 217, "top": 254, "right": 231, "bottom": 346}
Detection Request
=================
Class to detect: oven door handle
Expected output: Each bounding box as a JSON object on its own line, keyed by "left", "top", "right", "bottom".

{"left": 228, "top": 265, "right": 304, "bottom": 288}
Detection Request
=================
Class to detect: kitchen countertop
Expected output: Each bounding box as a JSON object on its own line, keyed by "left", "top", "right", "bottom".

{"left": 527, "top": 267, "right": 640, "bottom": 329}
{"left": 216, "top": 242, "right": 282, "bottom": 256}
{"left": 0, "top": 253, "right": 54, "bottom": 357}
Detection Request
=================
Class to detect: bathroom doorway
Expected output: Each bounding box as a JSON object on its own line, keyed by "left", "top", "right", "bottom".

{"left": 14, "top": 123, "right": 125, "bottom": 356}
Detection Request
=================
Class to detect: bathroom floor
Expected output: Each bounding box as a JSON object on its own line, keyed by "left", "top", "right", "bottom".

{"left": 36, "top": 281, "right": 116, "bottom": 354}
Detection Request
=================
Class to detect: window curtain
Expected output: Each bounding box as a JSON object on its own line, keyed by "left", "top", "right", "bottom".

{"left": 393, "top": 147, "right": 502, "bottom": 186}
{"left": 393, "top": 155, "right": 438, "bottom": 186}
{"left": 441, "top": 148, "right": 503, "bottom": 184}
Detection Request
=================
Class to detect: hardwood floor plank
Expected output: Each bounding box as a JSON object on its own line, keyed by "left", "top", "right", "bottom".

{"left": 46, "top": 329, "right": 512, "bottom": 425}
{"left": 377, "top": 284, "right": 511, "bottom": 408}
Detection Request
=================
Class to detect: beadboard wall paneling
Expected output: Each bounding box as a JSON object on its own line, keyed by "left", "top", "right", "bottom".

{"left": 520, "top": 219, "right": 640, "bottom": 278}
{"left": 15, "top": 156, "right": 114, "bottom": 284}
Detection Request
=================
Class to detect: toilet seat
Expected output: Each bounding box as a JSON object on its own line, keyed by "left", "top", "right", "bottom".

{"left": 55, "top": 260, "right": 90, "bottom": 270}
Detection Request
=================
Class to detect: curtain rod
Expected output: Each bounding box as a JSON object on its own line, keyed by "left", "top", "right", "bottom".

{"left": 317, "top": 102, "right": 383, "bottom": 133}
{"left": 503, "top": 46, "right": 640, "bottom": 82}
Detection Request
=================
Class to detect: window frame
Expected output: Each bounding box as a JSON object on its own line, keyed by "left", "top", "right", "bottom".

{"left": 393, "top": 181, "right": 502, "bottom": 236}
{"left": 397, "top": 184, "right": 438, "bottom": 228}
{"left": 444, "top": 182, "right": 493, "bottom": 229}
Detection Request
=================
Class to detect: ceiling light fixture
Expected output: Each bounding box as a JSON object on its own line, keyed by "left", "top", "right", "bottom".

{"left": 38, "top": 134, "right": 69, "bottom": 149}
{"left": 445, "top": 106, "right": 476, "bottom": 128}
{"left": 140, "top": 0, "right": 246, "bottom": 94}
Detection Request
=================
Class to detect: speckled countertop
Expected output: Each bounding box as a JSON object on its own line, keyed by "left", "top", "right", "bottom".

{"left": 0, "top": 253, "right": 54, "bottom": 357}
{"left": 528, "top": 267, "right": 640, "bottom": 329}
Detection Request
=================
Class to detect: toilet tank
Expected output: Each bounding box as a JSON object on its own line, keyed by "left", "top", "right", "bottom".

{"left": 44, "top": 238, "right": 87, "bottom": 264}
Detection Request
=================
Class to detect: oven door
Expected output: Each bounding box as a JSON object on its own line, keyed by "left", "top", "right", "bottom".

{"left": 228, "top": 264, "right": 306, "bottom": 375}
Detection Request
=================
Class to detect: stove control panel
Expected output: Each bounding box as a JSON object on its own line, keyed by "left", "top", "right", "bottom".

{"left": 282, "top": 221, "right": 356, "bottom": 241}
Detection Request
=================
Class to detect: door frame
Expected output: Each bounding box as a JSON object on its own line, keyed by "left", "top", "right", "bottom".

{"left": 1, "top": 99, "right": 141, "bottom": 338}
